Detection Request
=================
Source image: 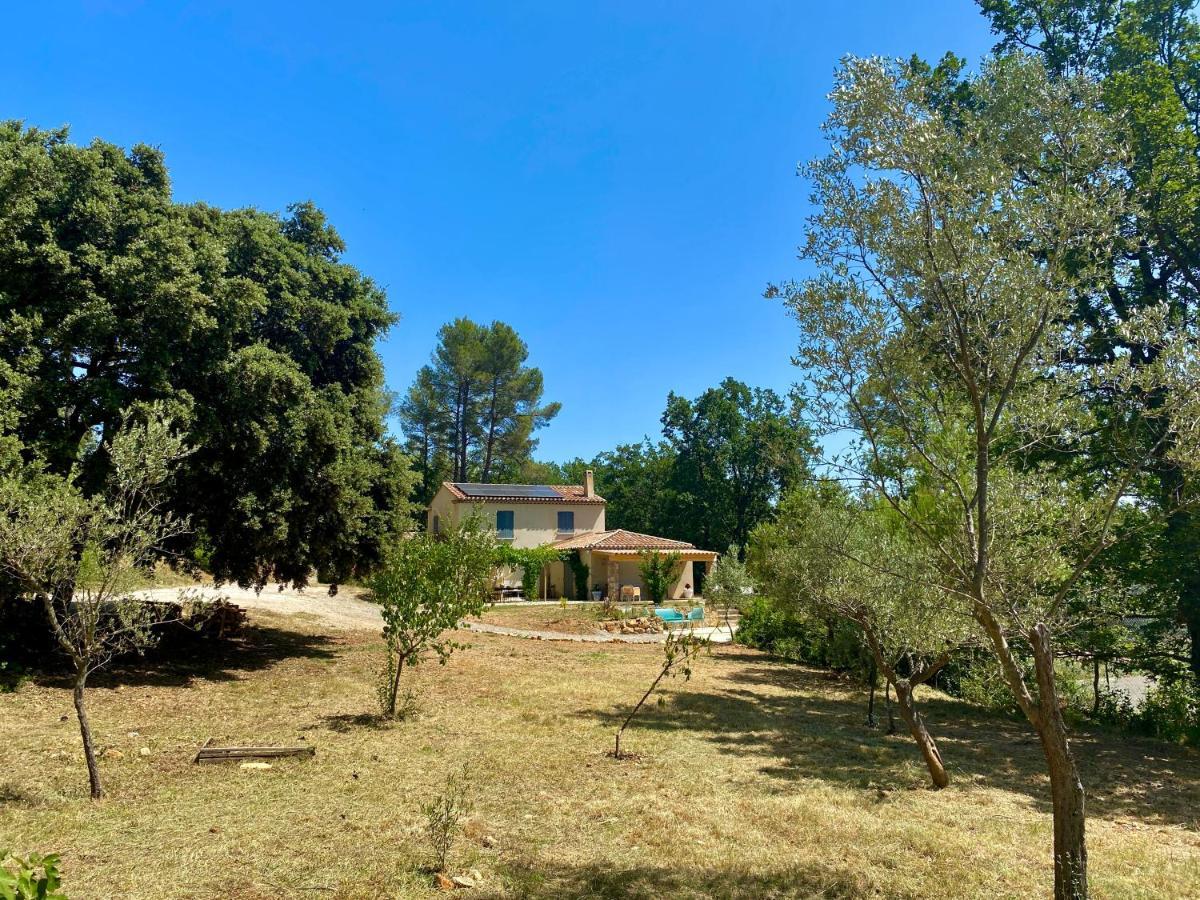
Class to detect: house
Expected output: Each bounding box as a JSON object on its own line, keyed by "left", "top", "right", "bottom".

{"left": 426, "top": 472, "right": 717, "bottom": 601}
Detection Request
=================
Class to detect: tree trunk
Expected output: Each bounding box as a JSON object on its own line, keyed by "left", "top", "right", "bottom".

{"left": 454, "top": 381, "right": 471, "bottom": 482}
{"left": 884, "top": 682, "right": 897, "bottom": 735}
{"left": 1091, "top": 658, "right": 1101, "bottom": 718}
{"left": 893, "top": 681, "right": 949, "bottom": 789}
{"left": 1031, "top": 625, "right": 1088, "bottom": 900}
{"left": 387, "top": 654, "right": 405, "bottom": 718}
{"left": 866, "top": 661, "right": 878, "bottom": 728}
{"left": 73, "top": 670, "right": 103, "bottom": 800}
{"left": 615, "top": 668, "right": 668, "bottom": 758}
{"left": 481, "top": 376, "right": 500, "bottom": 482}
{"left": 1159, "top": 469, "right": 1200, "bottom": 685}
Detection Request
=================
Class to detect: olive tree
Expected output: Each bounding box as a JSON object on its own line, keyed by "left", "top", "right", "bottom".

{"left": 770, "top": 55, "right": 1200, "bottom": 898}
{"left": 368, "top": 518, "right": 496, "bottom": 719}
{"left": 0, "top": 409, "right": 190, "bottom": 799}
{"left": 754, "top": 484, "right": 973, "bottom": 789}
{"left": 705, "top": 547, "right": 753, "bottom": 635}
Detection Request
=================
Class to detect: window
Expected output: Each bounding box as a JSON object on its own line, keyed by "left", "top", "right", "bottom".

{"left": 557, "top": 510, "right": 574, "bottom": 534}
{"left": 431, "top": 515, "right": 440, "bottom": 535}
{"left": 496, "top": 510, "right": 514, "bottom": 540}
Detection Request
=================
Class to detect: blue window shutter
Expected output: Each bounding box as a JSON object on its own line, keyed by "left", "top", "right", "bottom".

{"left": 557, "top": 511, "right": 574, "bottom": 533}
{"left": 496, "top": 510, "right": 514, "bottom": 539}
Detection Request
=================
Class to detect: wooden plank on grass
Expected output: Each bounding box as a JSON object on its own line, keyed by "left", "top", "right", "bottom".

{"left": 193, "top": 744, "right": 315, "bottom": 764}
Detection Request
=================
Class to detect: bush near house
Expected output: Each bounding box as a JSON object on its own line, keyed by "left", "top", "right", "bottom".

{"left": 637, "top": 550, "right": 682, "bottom": 604}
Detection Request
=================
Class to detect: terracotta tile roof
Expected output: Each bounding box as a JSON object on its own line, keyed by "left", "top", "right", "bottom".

{"left": 552, "top": 529, "right": 713, "bottom": 554}
{"left": 443, "top": 482, "right": 606, "bottom": 504}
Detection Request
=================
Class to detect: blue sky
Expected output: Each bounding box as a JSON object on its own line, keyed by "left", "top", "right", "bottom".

{"left": 7, "top": 1, "right": 995, "bottom": 462}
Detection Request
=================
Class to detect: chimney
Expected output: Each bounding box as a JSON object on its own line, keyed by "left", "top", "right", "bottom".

{"left": 584, "top": 469, "right": 595, "bottom": 498}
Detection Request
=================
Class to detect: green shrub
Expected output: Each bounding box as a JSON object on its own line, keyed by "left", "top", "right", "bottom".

{"left": 422, "top": 767, "right": 472, "bottom": 873}
{"left": 1053, "top": 661, "right": 1095, "bottom": 725}
{"left": 735, "top": 596, "right": 858, "bottom": 669}
{"left": 945, "top": 652, "right": 1104, "bottom": 724}
{"left": 568, "top": 552, "right": 590, "bottom": 601}
{"left": 0, "top": 849, "right": 68, "bottom": 899}
{"left": 954, "top": 654, "right": 1023, "bottom": 714}
{"left": 0, "top": 594, "right": 243, "bottom": 690}
{"left": 637, "top": 550, "right": 682, "bottom": 604}
{"left": 494, "top": 544, "right": 565, "bottom": 600}
{"left": 0, "top": 597, "right": 53, "bottom": 690}
{"left": 1092, "top": 688, "right": 1136, "bottom": 729}
{"left": 1135, "top": 680, "right": 1200, "bottom": 744}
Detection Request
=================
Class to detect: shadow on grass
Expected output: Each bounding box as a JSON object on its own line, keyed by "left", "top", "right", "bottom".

{"left": 29, "top": 622, "right": 339, "bottom": 690}
{"left": 495, "top": 857, "right": 877, "bottom": 900}
{"left": 315, "top": 712, "right": 395, "bottom": 733}
{"left": 0, "top": 781, "right": 37, "bottom": 805}
{"left": 578, "top": 648, "right": 1200, "bottom": 830}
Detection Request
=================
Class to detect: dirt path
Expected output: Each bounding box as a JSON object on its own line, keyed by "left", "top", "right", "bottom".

{"left": 137, "top": 585, "right": 736, "bottom": 643}
{"left": 135, "top": 584, "right": 383, "bottom": 631}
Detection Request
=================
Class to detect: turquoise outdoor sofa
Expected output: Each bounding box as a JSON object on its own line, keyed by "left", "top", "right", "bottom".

{"left": 652, "top": 607, "right": 705, "bottom": 625}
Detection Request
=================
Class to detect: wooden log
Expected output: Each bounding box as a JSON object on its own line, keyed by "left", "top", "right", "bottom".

{"left": 193, "top": 744, "right": 316, "bottom": 764}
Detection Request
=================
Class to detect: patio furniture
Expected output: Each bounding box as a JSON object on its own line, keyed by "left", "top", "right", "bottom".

{"left": 620, "top": 585, "right": 642, "bottom": 603}
{"left": 652, "top": 607, "right": 706, "bottom": 628}
{"left": 491, "top": 586, "right": 524, "bottom": 603}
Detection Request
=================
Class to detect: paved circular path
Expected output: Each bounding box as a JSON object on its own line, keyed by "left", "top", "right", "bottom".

{"left": 461, "top": 620, "right": 667, "bottom": 643}
{"left": 462, "top": 621, "right": 735, "bottom": 644}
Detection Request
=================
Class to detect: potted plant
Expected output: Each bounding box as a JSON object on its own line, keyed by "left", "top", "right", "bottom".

{"left": 591, "top": 584, "right": 603, "bottom": 602}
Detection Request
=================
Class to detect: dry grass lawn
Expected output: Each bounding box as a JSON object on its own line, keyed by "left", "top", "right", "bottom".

{"left": 2, "top": 611, "right": 1198, "bottom": 899}
{"left": 472, "top": 603, "right": 614, "bottom": 634}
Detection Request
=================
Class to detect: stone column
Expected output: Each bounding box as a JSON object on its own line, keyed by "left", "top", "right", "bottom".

{"left": 606, "top": 557, "right": 619, "bottom": 602}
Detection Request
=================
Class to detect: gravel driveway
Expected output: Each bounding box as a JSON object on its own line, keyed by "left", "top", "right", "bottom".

{"left": 136, "top": 585, "right": 735, "bottom": 643}
{"left": 135, "top": 584, "right": 383, "bottom": 631}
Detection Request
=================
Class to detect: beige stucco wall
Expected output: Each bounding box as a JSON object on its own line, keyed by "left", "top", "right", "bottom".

{"left": 426, "top": 486, "right": 457, "bottom": 535}
{"left": 426, "top": 487, "right": 607, "bottom": 597}
{"left": 497, "top": 501, "right": 605, "bottom": 548}
{"left": 426, "top": 487, "right": 605, "bottom": 549}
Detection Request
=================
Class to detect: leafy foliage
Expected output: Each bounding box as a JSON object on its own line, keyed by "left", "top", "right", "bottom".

{"left": 368, "top": 518, "right": 496, "bottom": 718}
{"left": 662, "top": 378, "right": 814, "bottom": 552}
{"left": 399, "top": 318, "right": 560, "bottom": 502}
{"left": 734, "top": 596, "right": 869, "bottom": 673}
{"left": 493, "top": 544, "right": 566, "bottom": 600}
{"left": 0, "top": 122, "right": 415, "bottom": 589}
{"left": 0, "top": 850, "right": 67, "bottom": 900}
{"left": 422, "top": 766, "right": 473, "bottom": 874}
{"left": 978, "top": 0, "right": 1200, "bottom": 686}
{"left": 772, "top": 49, "right": 1200, "bottom": 894}
{"left": 567, "top": 551, "right": 590, "bottom": 601}
{"left": 637, "top": 551, "right": 683, "bottom": 604}
{"left": 705, "top": 546, "right": 754, "bottom": 631}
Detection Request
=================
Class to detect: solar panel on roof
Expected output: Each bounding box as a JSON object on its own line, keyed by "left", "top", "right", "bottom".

{"left": 454, "top": 483, "right": 560, "bottom": 499}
